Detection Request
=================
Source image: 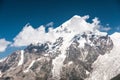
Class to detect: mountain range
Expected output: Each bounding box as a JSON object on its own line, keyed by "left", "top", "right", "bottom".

{"left": 0, "top": 15, "right": 120, "bottom": 80}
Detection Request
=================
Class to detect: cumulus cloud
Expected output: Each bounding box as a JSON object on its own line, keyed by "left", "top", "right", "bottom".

{"left": 12, "top": 24, "right": 57, "bottom": 47}
{"left": 0, "top": 38, "right": 11, "bottom": 52}
{"left": 12, "top": 25, "right": 45, "bottom": 47}
{"left": 12, "top": 15, "right": 109, "bottom": 47}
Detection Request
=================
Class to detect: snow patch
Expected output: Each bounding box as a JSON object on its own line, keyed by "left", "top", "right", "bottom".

{"left": 78, "top": 37, "right": 86, "bottom": 48}
{"left": 68, "top": 61, "right": 73, "bottom": 65}
{"left": 23, "top": 60, "right": 35, "bottom": 73}
{"left": 18, "top": 50, "right": 24, "bottom": 66}
{"left": 0, "top": 57, "right": 7, "bottom": 63}
{"left": 0, "top": 71, "right": 2, "bottom": 77}
{"left": 86, "top": 70, "right": 90, "bottom": 75}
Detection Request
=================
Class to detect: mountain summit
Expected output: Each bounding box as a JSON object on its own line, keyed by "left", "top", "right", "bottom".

{"left": 0, "top": 15, "right": 120, "bottom": 80}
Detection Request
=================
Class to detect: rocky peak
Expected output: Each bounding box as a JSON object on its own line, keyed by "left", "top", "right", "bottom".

{"left": 0, "top": 15, "right": 119, "bottom": 80}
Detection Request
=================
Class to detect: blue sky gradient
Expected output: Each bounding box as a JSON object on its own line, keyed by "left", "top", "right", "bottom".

{"left": 0, "top": 0, "right": 120, "bottom": 58}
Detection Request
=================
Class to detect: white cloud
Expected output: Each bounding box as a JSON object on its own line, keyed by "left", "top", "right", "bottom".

{"left": 46, "top": 22, "right": 54, "bottom": 27}
{"left": 92, "top": 17, "right": 100, "bottom": 25}
{"left": 100, "top": 26, "right": 111, "bottom": 31}
{"left": 12, "top": 24, "right": 57, "bottom": 47}
{"left": 82, "top": 15, "right": 89, "bottom": 20}
{"left": 12, "top": 15, "right": 108, "bottom": 47}
{"left": 0, "top": 39, "right": 11, "bottom": 52}
{"left": 12, "top": 25, "right": 45, "bottom": 46}
{"left": 116, "top": 26, "right": 120, "bottom": 31}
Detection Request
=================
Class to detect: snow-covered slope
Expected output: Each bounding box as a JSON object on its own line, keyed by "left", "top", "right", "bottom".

{"left": 86, "top": 32, "right": 120, "bottom": 80}
{"left": 0, "top": 15, "right": 120, "bottom": 80}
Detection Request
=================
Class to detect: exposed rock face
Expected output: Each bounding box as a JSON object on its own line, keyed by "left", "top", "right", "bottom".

{"left": 111, "top": 74, "right": 120, "bottom": 80}
{"left": 0, "top": 15, "right": 120, "bottom": 80}
{"left": 0, "top": 32, "right": 114, "bottom": 80}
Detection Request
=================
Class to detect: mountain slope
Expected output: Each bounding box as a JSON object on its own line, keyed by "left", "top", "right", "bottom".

{"left": 0, "top": 15, "right": 120, "bottom": 80}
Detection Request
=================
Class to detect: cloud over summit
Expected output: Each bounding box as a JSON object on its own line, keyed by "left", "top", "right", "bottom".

{"left": 0, "top": 15, "right": 114, "bottom": 52}
{"left": 0, "top": 39, "right": 11, "bottom": 52}
{"left": 12, "top": 15, "right": 102, "bottom": 47}
{"left": 12, "top": 25, "right": 46, "bottom": 47}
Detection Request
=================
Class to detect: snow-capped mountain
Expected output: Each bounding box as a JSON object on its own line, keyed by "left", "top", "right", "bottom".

{"left": 0, "top": 15, "right": 120, "bottom": 80}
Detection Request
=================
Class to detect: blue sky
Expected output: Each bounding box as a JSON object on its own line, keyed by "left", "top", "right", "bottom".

{"left": 0, "top": 0, "right": 120, "bottom": 58}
